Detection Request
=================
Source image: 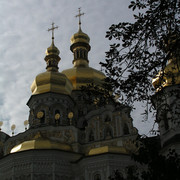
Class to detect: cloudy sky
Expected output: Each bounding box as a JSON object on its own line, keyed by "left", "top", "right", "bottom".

{"left": 0, "top": 0, "right": 157, "bottom": 135}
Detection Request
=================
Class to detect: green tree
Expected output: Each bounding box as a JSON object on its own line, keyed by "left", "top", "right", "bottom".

{"left": 100, "top": 0, "right": 180, "bottom": 107}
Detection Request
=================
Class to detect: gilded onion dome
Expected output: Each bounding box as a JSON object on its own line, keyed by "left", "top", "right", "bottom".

{"left": 62, "top": 11, "right": 105, "bottom": 90}
{"left": 152, "top": 33, "right": 180, "bottom": 91}
{"left": 31, "top": 23, "right": 73, "bottom": 95}
{"left": 62, "top": 27, "right": 106, "bottom": 89}
{"left": 10, "top": 137, "right": 72, "bottom": 153}
{"left": 71, "top": 27, "right": 90, "bottom": 45}
{"left": 45, "top": 41, "right": 60, "bottom": 56}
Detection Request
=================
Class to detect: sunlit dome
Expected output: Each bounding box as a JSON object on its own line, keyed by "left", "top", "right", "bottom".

{"left": 62, "top": 14, "right": 106, "bottom": 90}
{"left": 45, "top": 41, "right": 60, "bottom": 56}
{"left": 70, "top": 27, "right": 90, "bottom": 45}
{"left": 10, "top": 137, "right": 72, "bottom": 153}
{"left": 62, "top": 67, "right": 106, "bottom": 90}
{"left": 31, "top": 71, "right": 73, "bottom": 95}
{"left": 152, "top": 33, "right": 180, "bottom": 91}
{"left": 31, "top": 23, "right": 73, "bottom": 95}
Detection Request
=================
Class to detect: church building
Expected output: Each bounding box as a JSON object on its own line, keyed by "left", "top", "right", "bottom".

{"left": 0, "top": 9, "right": 179, "bottom": 180}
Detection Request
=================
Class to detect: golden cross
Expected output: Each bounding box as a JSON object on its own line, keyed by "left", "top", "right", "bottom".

{"left": 75, "top": 7, "right": 85, "bottom": 28}
{"left": 48, "top": 22, "right": 58, "bottom": 40}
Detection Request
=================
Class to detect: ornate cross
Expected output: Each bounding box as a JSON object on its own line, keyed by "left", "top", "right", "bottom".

{"left": 48, "top": 22, "right": 58, "bottom": 40}
{"left": 75, "top": 7, "right": 85, "bottom": 28}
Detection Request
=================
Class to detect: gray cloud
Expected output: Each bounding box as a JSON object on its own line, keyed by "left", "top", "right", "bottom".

{"left": 0, "top": 0, "right": 155, "bottom": 135}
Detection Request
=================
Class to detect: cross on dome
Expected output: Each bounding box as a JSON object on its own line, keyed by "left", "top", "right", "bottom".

{"left": 75, "top": 7, "right": 85, "bottom": 29}
{"left": 48, "top": 22, "right": 58, "bottom": 42}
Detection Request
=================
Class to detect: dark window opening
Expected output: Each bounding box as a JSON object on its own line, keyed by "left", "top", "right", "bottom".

{"left": 105, "top": 127, "right": 113, "bottom": 139}
{"left": 40, "top": 110, "right": 45, "bottom": 124}
{"left": 94, "top": 174, "right": 101, "bottom": 180}
{"left": 89, "top": 130, "right": 94, "bottom": 141}
{"left": 123, "top": 123, "right": 129, "bottom": 135}
{"left": 105, "top": 115, "right": 111, "bottom": 122}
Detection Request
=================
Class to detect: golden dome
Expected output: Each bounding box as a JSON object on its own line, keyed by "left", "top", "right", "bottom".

{"left": 46, "top": 41, "right": 60, "bottom": 56}
{"left": 31, "top": 25, "right": 73, "bottom": 95}
{"left": 152, "top": 58, "right": 180, "bottom": 90}
{"left": 62, "top": 66, "right": 106, "bottom": 90}
{"left": 63, "top": 21, "right": 105, "bottom": 90}
{"left": 152, "top": 33, "right": 180, "bottom": 91}
{"left": 88, "top": 146, "right": 128, "bottom": 156}
{"left": 10, "top": 137, "right": 72, "bottom": 153}
{"left": 31, "top": 71, "right": 73, "bottom": 95}
{"left": 71, "top": 28, "right": 90, "bottom": 45}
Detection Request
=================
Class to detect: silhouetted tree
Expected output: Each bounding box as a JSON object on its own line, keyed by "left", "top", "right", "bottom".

{"left": 109, "top": 136, "right": 180, "bottom": 180}
{"left": 100, "top": 0, "right": 180, "bottom": 107}
{"left": 106, "top": 1, "right": 180, "bottom": 179}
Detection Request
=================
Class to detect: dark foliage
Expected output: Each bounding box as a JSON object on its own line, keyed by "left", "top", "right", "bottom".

{"left": 109, "top": 136, "right": 180, "bottom": 180}
{"left": 109, "top": 166, "right": 139, "bottom": 180}
{"left": 80, "top": 81, "right": 120, "bottom": 107}
{"left": 135, "top": 136, "right": 180, "bottom": 180}
{"left": 109, "top": 170, "right": 124, "bottom": 180}
{"left": 102, "top": 2, "right": 180, "bottom": 179}
{"left": 100, "top": 0, "right": 180, "bottom": 106}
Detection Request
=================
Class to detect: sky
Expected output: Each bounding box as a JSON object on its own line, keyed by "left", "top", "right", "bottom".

{"left": 0, "top": 0, "right": 157, "bottom": 135}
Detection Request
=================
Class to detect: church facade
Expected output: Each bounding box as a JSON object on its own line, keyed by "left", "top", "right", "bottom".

{"left": 0, "top": 20, "right": 138, "bottom": 179}
{"left": 0, "top": 13, "right": 180, "bottom": 180}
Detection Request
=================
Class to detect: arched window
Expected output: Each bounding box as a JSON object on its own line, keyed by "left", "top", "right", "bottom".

{"left": 164, "top": 119, "right": 169, "bottom": 130}
{"left": 105, "top": 126, "right": 113, "bottom": 139}
{"left": 83, "top": 50, "right": 86, "bottom": 59}
{"left": 80, "top": 48, "right": 83, "bottom": 58}
{"left": 123, "top": 123, "right": 129, "bottom": 135}
{"left": 77, "top": 50, "right": 79, "bottom": 59}
{"left": 74, "top": 51, "right": 77, "bottom": 59}
{"left": 82, "top": 120, "right": 88, "bottom": 128}
{"left": 94, "top": 174, "right": 101, "bottom": 180}
{"left": 105, "top": 115, "right": 111, "bottom": 122}
{"left": 40, "top": 110, "right": 45, "bottom": 124}
{"left": 84, "top": 51, "right": 87, "bottom": 60}
{"left": 89, "top": 130, "right": 94, "bottom": 141}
